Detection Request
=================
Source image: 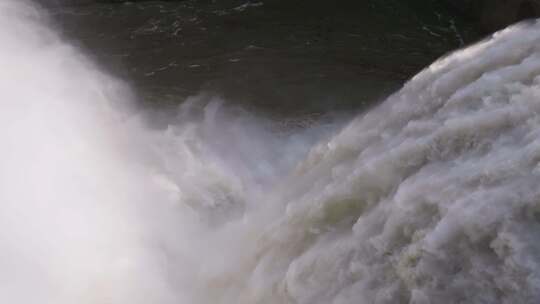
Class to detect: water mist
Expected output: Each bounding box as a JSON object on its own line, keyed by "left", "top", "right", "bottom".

{"left": 3, "top": 1, "right": 540, "bottom": 303}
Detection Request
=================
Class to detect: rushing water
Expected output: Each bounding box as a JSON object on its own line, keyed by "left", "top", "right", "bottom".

{"left": 3, "top": 0, "right": 540, "bottom": 303}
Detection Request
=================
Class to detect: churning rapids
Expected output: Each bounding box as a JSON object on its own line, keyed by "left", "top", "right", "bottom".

{"left": 3, "top": 1, "right": 540, "bottom": 303}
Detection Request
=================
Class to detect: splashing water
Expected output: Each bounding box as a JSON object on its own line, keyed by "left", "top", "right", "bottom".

{"left": 3, "top": 1, "right": 540, "bottom": 303}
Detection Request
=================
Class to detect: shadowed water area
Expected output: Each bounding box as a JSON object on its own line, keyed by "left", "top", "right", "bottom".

{"left": 47, "top": 0, "right": 479, "bottom": 118}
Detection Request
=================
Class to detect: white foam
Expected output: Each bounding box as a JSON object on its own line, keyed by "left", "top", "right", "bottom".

{"left": 3, "top": 1, "right": 540, "bottom": 303}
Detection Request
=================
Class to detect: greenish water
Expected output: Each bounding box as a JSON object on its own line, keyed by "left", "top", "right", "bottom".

{"left": 48, "top": 0, "right": 479, "bottom": 118}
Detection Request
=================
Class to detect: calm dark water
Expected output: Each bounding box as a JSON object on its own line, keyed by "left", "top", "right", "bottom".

{"left": 46, "top": 0, "right": 479, "bottom": 118}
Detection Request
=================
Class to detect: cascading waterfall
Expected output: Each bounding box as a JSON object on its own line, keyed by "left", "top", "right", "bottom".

{"left": 2, "top": 1, "right": 540, "bottom": 303}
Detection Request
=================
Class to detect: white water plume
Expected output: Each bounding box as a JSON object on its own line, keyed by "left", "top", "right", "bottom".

{"left": 3, "top": 1, "right": 540, "bottom": 303}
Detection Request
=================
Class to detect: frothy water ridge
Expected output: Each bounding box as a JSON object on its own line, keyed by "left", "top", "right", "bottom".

{"left": 3, "top": 1, "right": 540, "bottom": 303}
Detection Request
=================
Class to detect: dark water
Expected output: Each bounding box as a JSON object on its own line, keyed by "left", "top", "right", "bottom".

{"left": 47, "top": 0, "right": 479, "bottom": 118}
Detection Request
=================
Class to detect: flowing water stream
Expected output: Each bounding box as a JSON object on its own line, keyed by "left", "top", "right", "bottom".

{"left": 2, "top": 0, "right": 540, "bottom": 303}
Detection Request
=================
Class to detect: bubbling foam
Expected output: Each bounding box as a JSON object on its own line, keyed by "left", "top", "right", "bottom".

{"left": 3, "top": 1, "right": 540, "bottom": 303}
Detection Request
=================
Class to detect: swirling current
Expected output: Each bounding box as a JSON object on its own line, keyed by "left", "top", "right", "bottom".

{"left": 2, "top": 1, "right": 540, "bottom": 303}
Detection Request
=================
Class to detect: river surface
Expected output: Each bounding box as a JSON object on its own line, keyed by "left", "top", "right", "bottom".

{"left": 47, "top": 0, "right": 478, "bottom": 118}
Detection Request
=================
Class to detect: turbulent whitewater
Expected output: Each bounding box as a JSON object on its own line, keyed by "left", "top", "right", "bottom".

{"left": 2, "top": 1, "right": 540, "bottom": 303}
